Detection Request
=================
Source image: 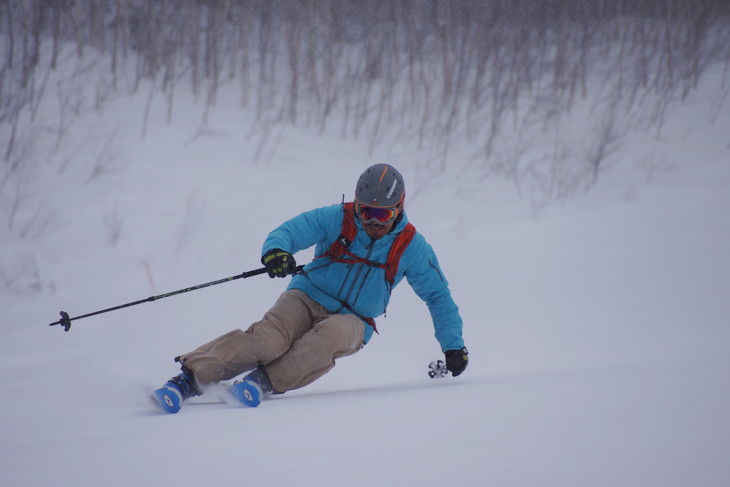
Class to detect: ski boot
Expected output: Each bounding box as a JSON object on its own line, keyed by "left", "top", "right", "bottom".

{"left": 151, "top": 372, "right": 199, "bottom": 413}
{"left": 228, "top": 365, "right": 273, "bottom": 408}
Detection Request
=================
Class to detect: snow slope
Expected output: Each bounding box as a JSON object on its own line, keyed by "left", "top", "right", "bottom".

{"left": 2, "top": 66, "right": 730, "bottom": 486}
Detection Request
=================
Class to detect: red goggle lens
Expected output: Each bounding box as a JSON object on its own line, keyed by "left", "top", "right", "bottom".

{"left": 355, "top": 204, "right": 399, "bottom": 224}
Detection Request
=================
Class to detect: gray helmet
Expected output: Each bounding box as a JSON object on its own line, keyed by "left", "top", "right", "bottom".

{"left": 354, "top": 163, "right": 405, "bottom": 207}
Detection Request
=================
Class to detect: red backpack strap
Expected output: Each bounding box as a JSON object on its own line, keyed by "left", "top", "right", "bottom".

{"left": 324, "top": 202, "right": 358, "bottom": 259}
{"left": 384, "top": 223, "right": 416, "bottom": 285}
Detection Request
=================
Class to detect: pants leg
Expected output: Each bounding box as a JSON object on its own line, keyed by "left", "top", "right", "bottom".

{"left": 177, "top": 290, "right": 322, "bottom": 384}
{"left": 265, "top": 313, "right": 365, "bottom": 393}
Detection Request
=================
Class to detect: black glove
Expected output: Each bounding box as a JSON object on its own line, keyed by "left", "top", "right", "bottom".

{"left": 261, "top": 249, "right": 296, "bottom": 278}
{"left": 445, "top": 347, "right": 469, "bottom": 377}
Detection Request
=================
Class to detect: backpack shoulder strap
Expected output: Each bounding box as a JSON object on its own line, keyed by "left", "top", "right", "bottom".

{"left": 341, "top": 202, "right": 358, "bottom": 242}
{"left": 324, "top": 202, "right": 358, "bottom": 258}
{"left": 384, "top": 223, "right": 416, "bottom": 285}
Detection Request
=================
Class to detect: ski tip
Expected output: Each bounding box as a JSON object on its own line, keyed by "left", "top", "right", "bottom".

{"left": 228, "top": 381, "right": 263, "bottom": 407}
{"left": 150, "top": 387, "right": 183, "bottom": 414}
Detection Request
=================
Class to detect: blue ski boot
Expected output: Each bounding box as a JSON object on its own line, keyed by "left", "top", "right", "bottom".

{"left": 151, "top": 372, "right": 199, "bottom": 413}
{"left": 228, "top": 365, "right": 273, "bottom": 407}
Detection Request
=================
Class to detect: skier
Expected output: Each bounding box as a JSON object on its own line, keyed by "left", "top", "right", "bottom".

{"left": 152, "top": 163, "right": 468, "bottom": 413}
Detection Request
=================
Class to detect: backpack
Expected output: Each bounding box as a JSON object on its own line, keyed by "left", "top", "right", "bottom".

{"left": 323, "top": 202, "right": 415, "bottom": 286}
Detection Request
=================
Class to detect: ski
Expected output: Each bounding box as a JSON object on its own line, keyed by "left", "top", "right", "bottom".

{"left": 150, "top": 382, "right": 265, "bottom": 413}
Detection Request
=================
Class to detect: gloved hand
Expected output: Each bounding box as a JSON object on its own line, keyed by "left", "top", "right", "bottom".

{"left": 445, "top": 347, "right": 469, "bottom": 376}
{"left": 262, "top": 249, "right": 296, "bottom": 278}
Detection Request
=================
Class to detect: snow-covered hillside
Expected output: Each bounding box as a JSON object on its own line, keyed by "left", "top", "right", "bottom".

{"left": 2, "top": 47, "right": 730, "bottom": 487}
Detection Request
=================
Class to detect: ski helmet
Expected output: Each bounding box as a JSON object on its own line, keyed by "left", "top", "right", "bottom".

{"left": 354, "top": 164, "right": 405, "bottom": 207}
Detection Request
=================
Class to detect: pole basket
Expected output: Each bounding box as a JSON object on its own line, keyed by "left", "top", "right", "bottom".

{"left": 428, "top": 359, "right": 448, "bottom": 378}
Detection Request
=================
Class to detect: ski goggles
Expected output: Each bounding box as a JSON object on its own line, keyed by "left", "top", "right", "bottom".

{"left": 355, "top": 202, "right": 400, "bottom": 224}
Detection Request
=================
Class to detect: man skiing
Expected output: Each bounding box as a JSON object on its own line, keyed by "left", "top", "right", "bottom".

{"left": 152, "top": 163, "right": 468, "bottom": 413}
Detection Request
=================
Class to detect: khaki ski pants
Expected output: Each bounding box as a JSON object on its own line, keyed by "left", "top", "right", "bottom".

{"left": 177, "top": 289, "right": 365, "bottom": 393}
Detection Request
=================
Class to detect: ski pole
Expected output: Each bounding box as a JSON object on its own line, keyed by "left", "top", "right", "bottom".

{"left": 48, "top": 265, "right": 304, "bottom": 332}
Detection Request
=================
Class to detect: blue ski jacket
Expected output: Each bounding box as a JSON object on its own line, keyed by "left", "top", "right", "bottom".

{"left": 261, "top": 204, "right": 464, "bottom": 351}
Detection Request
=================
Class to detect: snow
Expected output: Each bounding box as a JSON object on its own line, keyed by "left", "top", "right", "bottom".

{"left": 2, "top": 58, "right": 730, "bottom": 487}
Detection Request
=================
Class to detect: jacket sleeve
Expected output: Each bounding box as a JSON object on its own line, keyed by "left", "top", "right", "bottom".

{"left": 261, "top": 205, "right": 341, "bottom": 258}
{"left": 403, "top": 235, "right": 465, "bottom": 352}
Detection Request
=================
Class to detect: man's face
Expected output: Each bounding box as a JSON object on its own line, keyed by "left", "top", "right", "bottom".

{"left": 361, "top": 218, "right": 395, "bottom": 240}
{"left": 356, "top": 202, "right": 400, "bottom": 240}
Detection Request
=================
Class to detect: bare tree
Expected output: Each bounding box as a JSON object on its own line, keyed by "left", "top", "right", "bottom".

{"left": 2, "top": 0, "right": 730, "bottom": 223}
